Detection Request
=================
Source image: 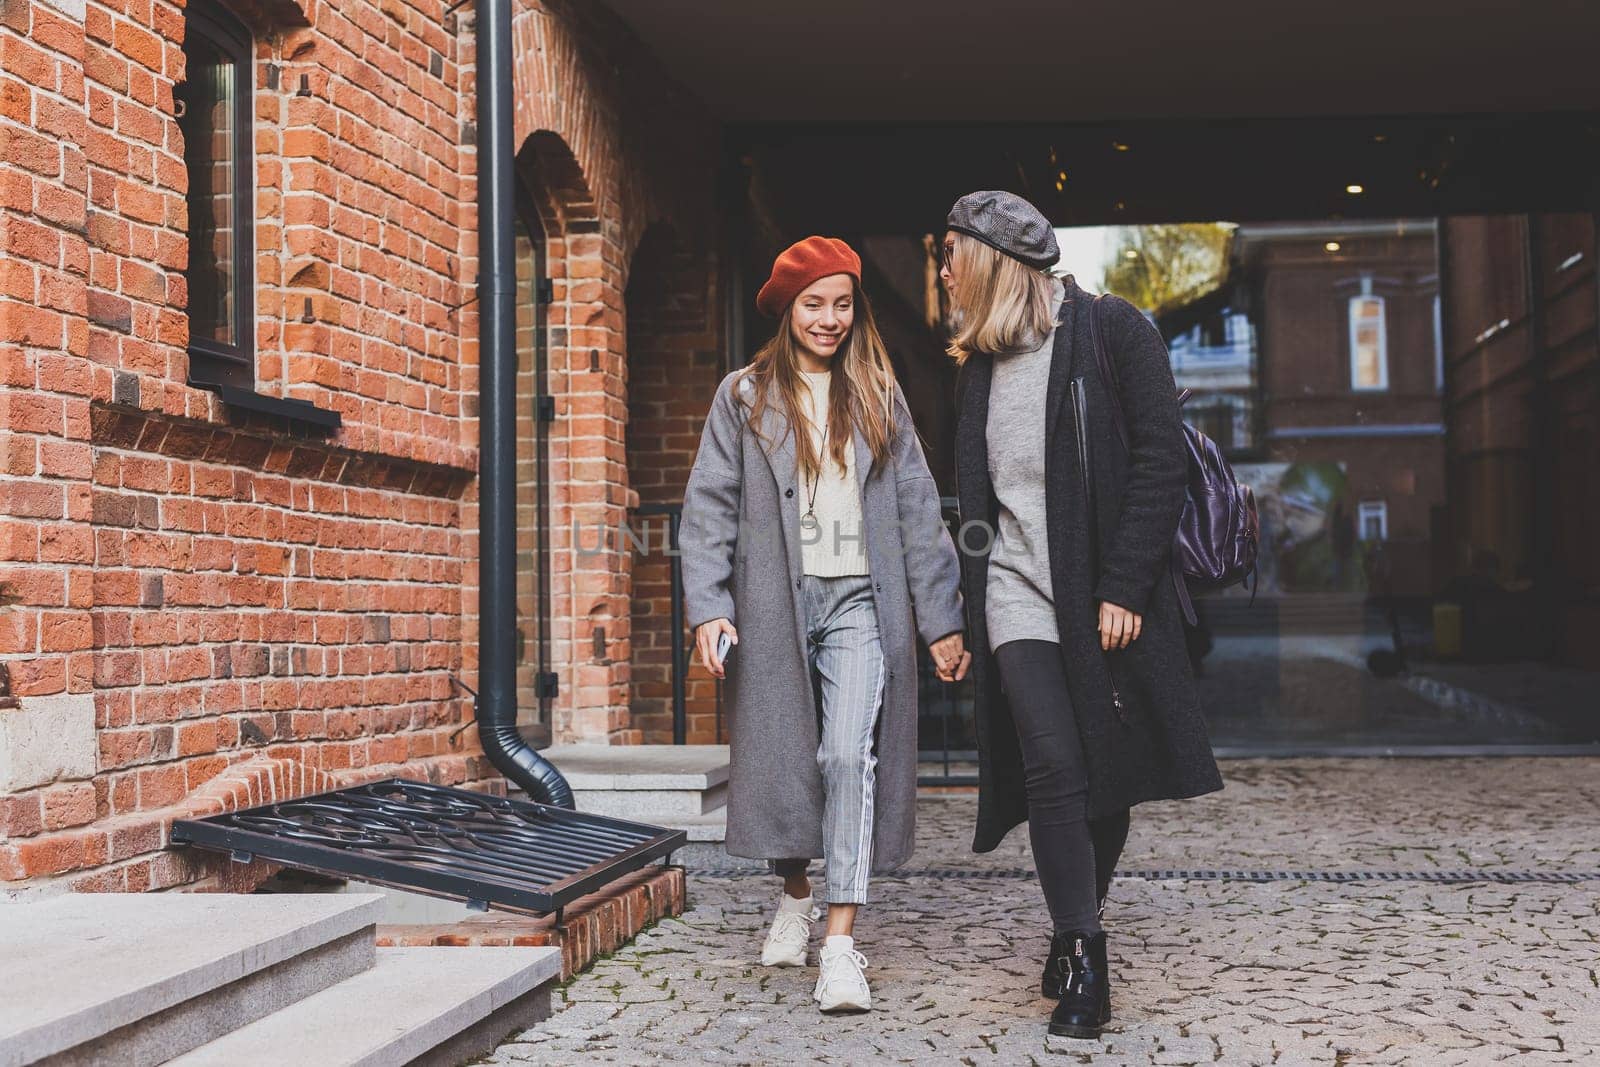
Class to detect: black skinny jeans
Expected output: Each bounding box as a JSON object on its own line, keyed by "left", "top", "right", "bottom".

{"left": 994, "top": 639, "right": 1130, "bottom": 935}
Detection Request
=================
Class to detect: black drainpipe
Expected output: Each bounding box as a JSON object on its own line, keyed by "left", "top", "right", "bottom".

{"left": 475, "top": 0, "right": 574, "bottom": 809}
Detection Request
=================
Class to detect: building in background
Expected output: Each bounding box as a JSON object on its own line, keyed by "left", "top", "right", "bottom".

{"left": 1153, "top": 221, "right": 1444, "bottom": 600}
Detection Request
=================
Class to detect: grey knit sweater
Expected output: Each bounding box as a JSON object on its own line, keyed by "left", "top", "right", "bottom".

{"left": 984, "top": 279, "right": 1066, "bottom": 651}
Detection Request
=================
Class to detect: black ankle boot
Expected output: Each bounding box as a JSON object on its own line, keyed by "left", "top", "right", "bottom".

{"left": 1041, "top": 932, "right": 1071, "bottom": 998}
{"left": 1047, "top": 931, "right": 1111, "bottom": 1039}
{"left": 1041, "top": 897, "right": 1107, "bottom": 998}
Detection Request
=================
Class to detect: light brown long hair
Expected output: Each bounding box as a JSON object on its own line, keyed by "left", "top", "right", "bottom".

{"left": 739, "top": 281, "right": 897, "bottom": 483}
{"left": 944, "top": 233, "right": 1059, "bottom": 364}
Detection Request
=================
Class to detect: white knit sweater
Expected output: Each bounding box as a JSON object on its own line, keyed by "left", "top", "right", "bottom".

{"left": 795, "top": 370, "right": 869, "bottom": 577}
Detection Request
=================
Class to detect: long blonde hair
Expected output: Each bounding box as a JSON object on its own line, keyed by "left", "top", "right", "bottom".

{"left": 740, "top": 281, "right": 897, "bottom": 482}
{"left": 944, "top": 233, "right": 1059, "bottom": 364}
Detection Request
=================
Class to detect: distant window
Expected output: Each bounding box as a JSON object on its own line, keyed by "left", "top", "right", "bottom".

{"left": 176, "top": 2, "right": 254, "bottom": 388}
{"left": 1188, "top": 393, "right": 1254, "bottom": 454}
{"left": 1349, "top": 292, "right": 1388, "bottom": 392}
{"left": 1225, "top": 311, "right": 1251, "bottom": 346}
{"left": 1358, "top": 500, "right": 1388, "bottom": 541}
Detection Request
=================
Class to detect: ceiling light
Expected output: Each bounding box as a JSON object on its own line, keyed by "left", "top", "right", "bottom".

{"left": 1124, "top": 250, "right": 1139, "bottom": 260}
{"left": 1325, "top": 241, "right": 1341, "bottom": 253}
{"left": 1346, "top": 184, "right": 1365, "bottom": 195}
{"left": 1112, "top": 142, "right": 1129, "bottom": 152}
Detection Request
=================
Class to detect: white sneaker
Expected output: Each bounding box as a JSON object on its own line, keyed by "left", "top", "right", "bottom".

{"left": 760, "top": 893, "right": 815, "bottom": 967}
{"left": 813, "top": 935, "right": 872, "bottom": 1013}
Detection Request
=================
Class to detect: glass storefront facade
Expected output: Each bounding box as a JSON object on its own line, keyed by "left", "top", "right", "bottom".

{"left": 892, "top": 211, "right": 1597, "bottom": 765}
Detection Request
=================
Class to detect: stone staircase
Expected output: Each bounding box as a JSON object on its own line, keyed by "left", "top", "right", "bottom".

{"left": 0, "top": 892, "right": 560, "bottom": 1067}
{"left": 541, "top": 744, "right": 753, "bottom": 870}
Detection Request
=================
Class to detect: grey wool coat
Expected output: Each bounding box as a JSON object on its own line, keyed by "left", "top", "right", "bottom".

{"left": 680, "top": 371, "right": 965, "bottom": 872}
{"left": 955, "top": 276, "right": 1223, "bottom": 854}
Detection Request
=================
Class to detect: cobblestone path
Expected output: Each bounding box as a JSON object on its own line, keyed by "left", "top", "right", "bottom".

{"left": 486, "top": 760, "right": 1600, "bottom": 1065}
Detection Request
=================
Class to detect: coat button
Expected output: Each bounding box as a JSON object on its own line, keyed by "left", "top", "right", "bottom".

{"left": 795, "top": 578, "right": 802, "bottom": 589}
{"left": 785, "top": 487, "right": 794, "bottom": 498}
{"left": 875, "top": 582, "right": 882, "bottom": 592}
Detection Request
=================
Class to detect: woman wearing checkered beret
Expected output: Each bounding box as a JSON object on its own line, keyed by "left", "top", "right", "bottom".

{"left": 942, "top": 191, "right": 1222, "bottom": 1040}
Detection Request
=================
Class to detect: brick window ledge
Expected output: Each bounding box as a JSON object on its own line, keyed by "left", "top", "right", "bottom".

{"left": 209, "top": 383, "right": 342, "bottom": 432}
{"left": 96, "top": 366, "right": 478, "bottom": 476}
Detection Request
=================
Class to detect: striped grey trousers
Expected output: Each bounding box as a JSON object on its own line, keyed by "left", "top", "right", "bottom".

{"left": 772, "top": 573, "right": 886, "bottom": 905}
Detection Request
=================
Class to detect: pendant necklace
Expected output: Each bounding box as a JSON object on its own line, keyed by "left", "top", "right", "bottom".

{"left": 801, "top": 387, "right": 826, "bottom": 532}
{"left": 801, "top": 467, "right": 821, "bottom": 532}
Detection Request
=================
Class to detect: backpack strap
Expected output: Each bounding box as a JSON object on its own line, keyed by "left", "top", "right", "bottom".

{"left": 1092, "top": 294, "right": 1199, "bottom": 627}
{"left": 1089, "top": 294, "right": 1129, "bottom": 452}
{"left": 1173, "top": 548, "right": 1197, "bottom": 627}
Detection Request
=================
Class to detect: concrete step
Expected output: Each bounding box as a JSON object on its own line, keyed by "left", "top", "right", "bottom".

{"left": 543, "top": 743, "right": 730, "bottom": 819}
{"left": 168, "top": 946, "right": 562, "bottom": 1067}
{"left": 570, "top": 785, "right": 726, "bottom": 818}
{"left": 650, "top": 808, "right": 763, "bottom": 872}
{"left": 0, "top": 892, "right": 381, "bottom": 1067}
{"left": 665, "top": 809, "right": 746, "bottom": 872}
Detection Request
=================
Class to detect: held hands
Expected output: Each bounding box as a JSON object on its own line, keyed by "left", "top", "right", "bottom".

{"left": 1098, "top": 600, "right": 1143, "bottom": 651}
{"left": 695, "top": 618, "right": 738, "bottom": 679}
{"left": 930, "top": 632, "right": 971, "bottom": 683}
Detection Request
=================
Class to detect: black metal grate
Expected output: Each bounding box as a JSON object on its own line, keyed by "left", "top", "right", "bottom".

{"left": 171, "top": 778, "right": 685, "bottom": 916}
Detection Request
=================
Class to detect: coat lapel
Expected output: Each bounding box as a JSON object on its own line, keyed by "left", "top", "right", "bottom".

{"left": 1043, "top": 279, "right": 1080, "bottom": 448}
{"left": 955, "top": 355, "right": 993, "bottom": 525}
{"left": 750, "top": 380, "right": 805, "bottom": 586}
{"left": 852, "top": 423, "right": 873, "bottom": 495}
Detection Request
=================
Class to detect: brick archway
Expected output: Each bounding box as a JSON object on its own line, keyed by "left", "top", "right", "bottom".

{"left": 489, "top": 129, "right": 631, "bottom": 745}
{"left": 516, "top": 131, "right": 600, "bottom": 239}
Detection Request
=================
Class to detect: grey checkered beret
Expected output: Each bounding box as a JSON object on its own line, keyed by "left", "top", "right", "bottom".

{"left": 946, "top": 190, "right": 1060, "bottom": 270}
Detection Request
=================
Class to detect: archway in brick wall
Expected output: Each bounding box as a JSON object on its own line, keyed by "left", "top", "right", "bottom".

{"left": 623, "top": 224, "right": 725, "bottom": 745}
{"left": 504, "top": 129, "right": 614, "bottom": 745}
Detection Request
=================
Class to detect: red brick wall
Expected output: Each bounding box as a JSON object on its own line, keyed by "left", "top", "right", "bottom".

{"left": 1, "top": 0, "right": 724, "bottom": 892}
{"left": 2, "top": 0, "right": 93, "bottom": 705}
{"left": 624, "top": 227, "right": 724, "bottom": 745}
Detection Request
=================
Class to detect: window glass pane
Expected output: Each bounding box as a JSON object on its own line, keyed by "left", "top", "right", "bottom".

{"left": 179, "top": 31, "right": 236, "bottom": 347}
{"left": 1350, "top": 295, "right": 1386, "bottom": 389}
{"left": 1358, "top": 500, "right": 1388, "bottom": 541}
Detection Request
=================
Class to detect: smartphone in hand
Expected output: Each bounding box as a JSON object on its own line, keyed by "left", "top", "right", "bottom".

{"left": 715, "top": 630, "right": 733, "bottom": 667}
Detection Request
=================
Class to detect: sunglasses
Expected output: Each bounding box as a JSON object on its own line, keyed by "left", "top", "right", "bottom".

{"left": 939, "top": 241, "right": 956, "bottom": 271}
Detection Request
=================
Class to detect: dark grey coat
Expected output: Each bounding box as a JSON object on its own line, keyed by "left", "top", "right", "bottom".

{"left": 955, "top": 276, "right": 1223, "bottom": 854}
{"left": 681, "top": 372, "right": 964, "bottom": 872}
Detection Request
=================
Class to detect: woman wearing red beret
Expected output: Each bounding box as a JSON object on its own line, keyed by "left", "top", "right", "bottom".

{"left": 680, "top": 237, "right": 969, "bottom": 1014}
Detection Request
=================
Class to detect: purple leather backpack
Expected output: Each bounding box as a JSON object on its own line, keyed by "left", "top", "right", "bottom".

{"left": 1090, "top": 296, "right": 1259, "bottom": 625}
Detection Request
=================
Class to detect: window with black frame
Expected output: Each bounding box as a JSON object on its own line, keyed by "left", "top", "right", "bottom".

{"left": 176, "top": 2, "right": 254, "bottom": 389}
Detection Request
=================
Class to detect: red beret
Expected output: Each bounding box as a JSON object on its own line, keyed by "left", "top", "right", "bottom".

{"left": 756, "top": 236, "right": 862, "bottom": 318}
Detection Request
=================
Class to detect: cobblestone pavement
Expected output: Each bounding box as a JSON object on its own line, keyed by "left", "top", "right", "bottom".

{"left": 486, "top": 760, "right": 1600, "bottom": 1065}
